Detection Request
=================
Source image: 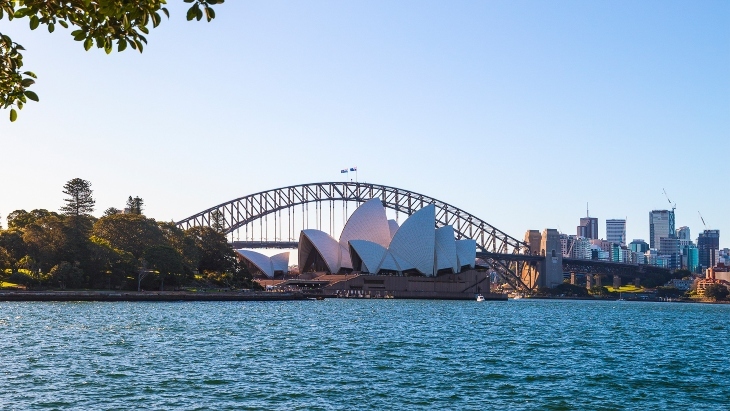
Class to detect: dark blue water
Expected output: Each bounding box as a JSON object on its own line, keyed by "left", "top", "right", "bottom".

{"left": 1, "top": 299, "right": 728, "bottom": 410}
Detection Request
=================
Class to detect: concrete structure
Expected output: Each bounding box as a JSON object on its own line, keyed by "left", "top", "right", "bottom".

{"left": 649, "top": 210, "right": 675, "bottom": 249}
{"left": 235, "top": 250, "right": 290, "bottom": 278}
{"left": 676, "top": 226, "right": 691, "bottom": 240}
{"left": 323, "top": 270, "right": 498, "bottom": 300}
{"left": 300, "top": 199, "right": 476, "bottom": 277}
{"left": 540, "top": 229, "right": 564, "bottom": 288}
{"left": 698, "top": 229, "right": 720, "bottom": 271}
{"left": 659, "top": 237, "right": 681, "bottom": 270}
{"left": 578, "top": 217, "right": 599, "bottom": 240}
{"left": 606, "top": 219, "right": 626, "bottom": 246}
{"left": 629, "top": 239, "right": 649, "bottom": 254}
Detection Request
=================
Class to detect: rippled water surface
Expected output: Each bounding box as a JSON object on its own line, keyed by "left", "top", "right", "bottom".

{"left": 1, "top": 299, "right": 728, "bottom": 410}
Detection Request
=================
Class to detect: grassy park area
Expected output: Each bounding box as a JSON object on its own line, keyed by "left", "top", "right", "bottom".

{"left": 604, "top": 284, "right": 643, "bottom": 293}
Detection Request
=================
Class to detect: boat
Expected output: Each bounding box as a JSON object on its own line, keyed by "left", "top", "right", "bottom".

{"left": 476, "top": 294, "right": 485, "bottom": 302}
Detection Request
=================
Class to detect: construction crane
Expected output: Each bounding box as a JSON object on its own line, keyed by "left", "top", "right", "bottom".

{"left": 663, "top": 188, "right": 677, "bottom": 211}
{"left": 698, "top": 211, "right": 708, "bottom": 229}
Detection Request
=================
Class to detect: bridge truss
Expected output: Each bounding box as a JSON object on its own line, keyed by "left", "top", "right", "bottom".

{"left": 176, "top": 182, "right": 533, "bottom": 289}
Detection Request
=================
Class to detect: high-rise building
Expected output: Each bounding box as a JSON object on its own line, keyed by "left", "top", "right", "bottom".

{"left": 683, "top": 244, "right": 699, "bottom": 273}
{"left": 659, "top": 237, "right": 681, "bottom": 270}
{"left": 676, "top": 226, "right": 691, "bottom": 240}
{"left": 577, "top": 217, "right": 598, "bottom": 239}
{"left": 606, "top": 219, "right": 626, "bottom": 245}
{"left": 698, "top": 229, "right": 720, "bottom": 270}
{"left": 629, "top": 239, "right": 649, "bottom": 254}
{"left": 649, "top": 210, "right": 675, "bottom": 249}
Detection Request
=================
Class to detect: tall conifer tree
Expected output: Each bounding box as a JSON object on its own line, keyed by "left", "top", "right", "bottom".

{"left": 61, "top": 178, "right": 95, "bottom": 216}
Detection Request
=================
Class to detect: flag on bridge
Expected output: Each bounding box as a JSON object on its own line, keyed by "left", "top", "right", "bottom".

{"left": 340, "top": 169, "right": 348, "bottom": 173}
{"left": 350, "top": 167, "right": 357, "bottom": 171}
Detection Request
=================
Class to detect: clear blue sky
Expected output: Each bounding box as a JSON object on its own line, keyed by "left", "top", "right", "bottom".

{"left": 1, "top": 0, "right": 728, "bottom": 247}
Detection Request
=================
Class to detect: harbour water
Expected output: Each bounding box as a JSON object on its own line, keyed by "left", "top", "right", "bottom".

{"left": 1, "top": 299, "right": 728, "bottom": 410}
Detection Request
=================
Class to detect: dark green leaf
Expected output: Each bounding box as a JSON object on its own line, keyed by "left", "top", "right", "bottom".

{"left": 48, "top": 23, "right": 55, "bottom": 33}
{"left": 186, "top": 7, "right": 196, "bottom": 21}
{"left": 10, "top": 109, "right": 17, "bottom": 122}
{"left": 59, "top": 20, "right": 68, "bottom": 29}
{"left": 118, "top": 39, "right": 127, "bottom": 52}
{"left": 84, "top": 37, "right": 93, "bottom": 51}
{"left": 29, "top": 16, "right": 39, "bottom": 30}
{"left": 21, "top": 78, "right": 35, "bottom": 87}
{"left": 24, "top": 91, "right": 39, "bottom": 102}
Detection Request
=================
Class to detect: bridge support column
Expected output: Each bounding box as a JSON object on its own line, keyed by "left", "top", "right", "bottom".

{"left": 570, "top": 272, "right": 576, "bottom": 285}
{"left": 586, "top": 274, "right": 593, "bottom": 289}
{"left": 613, "top": 275, "right": 621, "bottom": 289}
{"left": 594, "top": 274, "right": 602, "bottom": 288}
{"left": 634, "top": 277, "right": 641, "bottom": 287}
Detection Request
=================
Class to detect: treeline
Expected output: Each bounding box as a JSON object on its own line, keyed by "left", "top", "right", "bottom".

{"left": 0, "top": 179, "right": 254, "bottom": 290}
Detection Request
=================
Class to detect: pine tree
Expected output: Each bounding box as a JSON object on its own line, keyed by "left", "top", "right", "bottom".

{"left": 61, "top": 178, "right": 95, "bottom": 216}
{"left": 125, "top": 196, "right": 144, "bottom": 215}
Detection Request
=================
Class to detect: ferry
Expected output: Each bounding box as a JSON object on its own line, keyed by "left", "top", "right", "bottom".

{"left": 476, "top": 294, "right": 485, "bottom": 302}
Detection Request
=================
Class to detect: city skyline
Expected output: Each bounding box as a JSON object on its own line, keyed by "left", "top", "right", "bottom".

{"left": 0, "top": 1, "right": 728, "bottom": 249}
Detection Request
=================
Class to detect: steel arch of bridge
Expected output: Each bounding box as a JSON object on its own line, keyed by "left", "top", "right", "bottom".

{"left": 175, "top": 182, "right": 528, "bottom": 255}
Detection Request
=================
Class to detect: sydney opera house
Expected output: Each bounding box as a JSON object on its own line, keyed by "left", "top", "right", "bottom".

{"left": 235, "top": 198, "right": 476, "bottom": 278}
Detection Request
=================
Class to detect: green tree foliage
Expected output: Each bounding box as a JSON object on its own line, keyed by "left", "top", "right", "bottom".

{"left": 186, "top": 226, "right": 235, "bottom": 274}
{"left": 210, "top": 210, "right": 225, "bottom": 233}
{"left": 103, "top": 207, "right": 121, "bottom": 217}
{"left": 0, "top": 229, "right": 26, "bottom": 272}
{"left": 1, "top": 0, "right": 223, "bottom": 121}
{"left": 93, "top": 214, "right": 164, "bottom": 259}
{"left": 144, "top": 244, "right": 183, "bottom": 290}
{"left": 656, "top": 286, "right": 686, "bottom": 298}
{"left": 6, "top": 209, "right": 59, "bottom": 229}
{"left": 704, "top": 284, "right": 730, "bottom": 301}
{"left": 125, "top": 196, "right": 144, "bottom": 215}
{"left": 49, "top": 261, "right": 85, "bottom": 289}
{"left": 61, "top": 178, "right": 95, "bottom": 216}
{"left": 0, "top": 180, "right": 253, "bottom": 290}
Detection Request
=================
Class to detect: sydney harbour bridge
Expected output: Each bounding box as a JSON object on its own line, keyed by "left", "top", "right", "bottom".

{"left": 175, "top": 182, "right": 667, "bottom": 291}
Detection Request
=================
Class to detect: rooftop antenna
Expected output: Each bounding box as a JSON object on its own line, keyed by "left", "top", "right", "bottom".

{"left": 586, "top": 202, "right": 589, "bottom": 218}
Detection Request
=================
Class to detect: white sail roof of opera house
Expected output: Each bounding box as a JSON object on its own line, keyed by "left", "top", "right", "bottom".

{"left": 435, "top": 225, "right": 459, "bottom": 273}
{"left": 337, "top": 198, "right": 391, "bottom": 270}
{"left": 455, "top": 239, "right": 477, "bottom": 270}
{"left": 386, "top": 204, "right": 436, "bottom": 276}
{"left": 235, "top": 249, "right": 290, "bottom": 278}
{"left": 348, "top": 240, "right": 387, "bottom": 274}
{"left": 387, "top": 219, "right": 399, "bottom": 240}
{"left": 298, "top": 229, "right": 344, "bottom": 273}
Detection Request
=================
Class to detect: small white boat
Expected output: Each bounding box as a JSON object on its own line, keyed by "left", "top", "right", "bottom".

{"left": 512, "top": 294, "right": 523, "bottom": 300}
{"left": 476, "top": 294, "right": 485, "bottom": 302}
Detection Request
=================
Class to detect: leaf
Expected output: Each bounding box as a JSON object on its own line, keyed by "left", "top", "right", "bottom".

{"left": 10, "top": 109, "right": 17, "bottom": 122}
{"left": 118, "top": 39, "right": 127, "bottom": 52}
{"left": 72, "top": 30, "right": 86, "bottom": 41}
{"left": 186, "top": 6, "right": 196, "bottom": 21}
{"left": 23, "top": 71, "right": 37, "bottom": 79}
{"left": 21, "top": 78, "right": 35, "bottom": 87}
{"left": 195, "top": 6, "right": 203, "bottom": 21}
{"left": 59, "top": 21, "right": 68, "bottom": 29}
{"left": 161, "top": 8, "right": 170, "bottom": 18}
{"left": 29, "top": 16, "right": 39, "bottom": 30}
{"left": 205, "top": 7, "right": 215, "bottom": 21}
{"left": 84, "top": 37, "right": 93, "bottom": 51}
{"left": 48, "top": 23, "right": 55, "bottom": 33}
{"left": 24, "top": 91, "right": 39, "bottom": 102}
